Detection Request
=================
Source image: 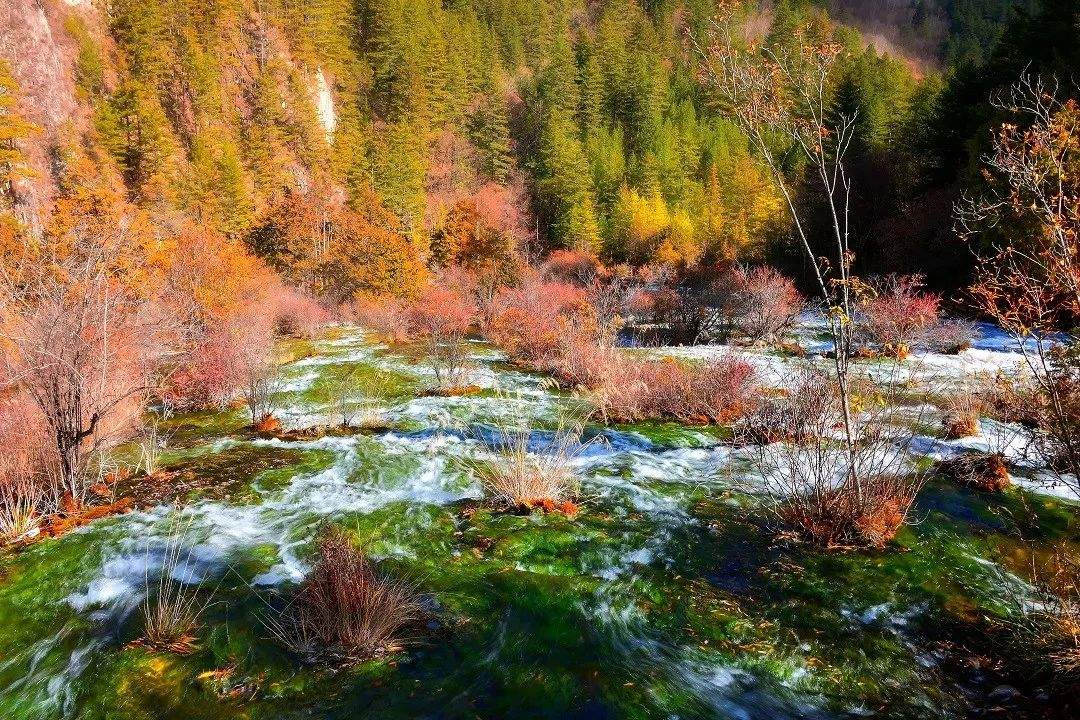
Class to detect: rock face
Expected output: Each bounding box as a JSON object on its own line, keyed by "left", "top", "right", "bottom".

{"left": 313, "top": 68, "right": 336, "bottom": 143}
{"left": 0, "top": 0, "right": 82, "bottom": 226}
{"left": 0, "top": 0, "right": 77, "bottom": 129}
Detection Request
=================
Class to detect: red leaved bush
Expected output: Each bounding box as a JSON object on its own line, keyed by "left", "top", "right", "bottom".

{"left": 162, "top": 315, "right": 277, "bottom": 412}
{"left": 730, "top": 265, "right": 804, "bottom": 342}
{"left": 591, "top": 355, "right": 758, "bottom": 425}
{"left": 272, "top": 286, "right": 331, "bottom": 339}
{"left": 488, "top": 273, "right": 597, "bottom": 368}
{"left": 857, "top": 274, "right": 941, "bottom": 355}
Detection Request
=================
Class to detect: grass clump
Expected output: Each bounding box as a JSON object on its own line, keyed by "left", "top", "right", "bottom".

{"left": 141, "top": 512, "right": 214, "bottom": 654}
{"left": 266, "top": 527, "right": 423, "bottom": 663}
{"left": 464, "top": 397, "right": 589, "bottom": 514}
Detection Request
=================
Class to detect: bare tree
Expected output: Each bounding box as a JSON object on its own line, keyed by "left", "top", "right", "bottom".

{"left": 242, "top": 355, "right": 281, "bottom": 425}
{"left": 694, "top": 7, "right": 863, "bottom": 488}
{"left": 0, "top": 222, "right": 168, "bottom": 507}
{"left": 954, "top": 73, "right": 1080, "bottom": 491}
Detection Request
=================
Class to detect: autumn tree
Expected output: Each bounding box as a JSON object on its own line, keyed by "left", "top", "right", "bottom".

{"left": 249, "top": 182, "right": 427, "bottom": 302}
{"left": 955, "top": 74, "right": 1080, "bottom": 490}
{"left": 0, "top": 60, "right": 36, "bottom": 213}
{"left": 0, "top": 218, "right": 169, "bottom": 507}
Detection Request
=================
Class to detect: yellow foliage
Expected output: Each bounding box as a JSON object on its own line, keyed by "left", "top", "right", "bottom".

{"left": 611, "top": 185, "right": 670, "bottom": 262}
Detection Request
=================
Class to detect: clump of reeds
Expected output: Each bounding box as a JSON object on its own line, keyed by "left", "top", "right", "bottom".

{"left": 265, "top": 527, "right": 422, "bottom": 663}
{"left": 141, "top": 511, "right": 214, "bottom": 654}
{"left": 463, "top": 395, "right": 589, "bottom": 513}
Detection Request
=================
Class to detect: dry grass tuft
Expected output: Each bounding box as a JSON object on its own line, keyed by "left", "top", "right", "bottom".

{"left": 141, "top": 512, "right": 214, "bottom": 654}
{"left": 266, "top": 527, "right": 422, "bottom": 663}
{"left": 937, "top": 452, "right": 1011, "bottom": 493}
{"left": 942, "top": 392, "right": 984, "bottom": 439}
{"left": 0, "top": 475, "right": 41, "bottom": 542}
{"left": 465, "top": 410, "right": 587, "bottom": 512}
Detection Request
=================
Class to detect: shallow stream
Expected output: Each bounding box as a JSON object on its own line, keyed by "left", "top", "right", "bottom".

{"left": 0, "top": 326, "right": 1075, "bottom": 719}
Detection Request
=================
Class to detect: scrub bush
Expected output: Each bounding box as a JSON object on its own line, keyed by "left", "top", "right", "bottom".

{"left": 855, "top": 274, "right": 941, "bottom": 357}
{"left": 267, "top": 528, "right": 422, "bottom": 662}
{"left": 729, "top": 265, "right": 804, "bottom": 342}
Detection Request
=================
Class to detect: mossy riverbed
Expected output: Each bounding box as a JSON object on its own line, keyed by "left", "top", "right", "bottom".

{"left": 0, "top": 327, "right": 1075, "bottom": 719}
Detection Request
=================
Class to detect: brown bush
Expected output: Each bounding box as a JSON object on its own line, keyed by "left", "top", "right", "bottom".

{"left": 753, "top": 368, "right": 925, "bottom": 549}
{"left": 942, "top": 392, "right": 984, "bottom": 439}
{"left": 774, "top": 472, "right": 920, "bottom": 549}
{"left": 591, "top": 355, "right": 758, "bottom": 425}
{"left": 267, "top": 528, "right": 422, "bottom": 663}
{"left": 937, "top": 453, "right": 1011, "bottom": 493}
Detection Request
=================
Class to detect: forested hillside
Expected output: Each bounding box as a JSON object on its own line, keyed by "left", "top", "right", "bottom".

{"left": 3, "top": 0, "right": 1072, "bottom": 297}
{"left": 4, "top": 1, "right": 1080, "bottom": 717}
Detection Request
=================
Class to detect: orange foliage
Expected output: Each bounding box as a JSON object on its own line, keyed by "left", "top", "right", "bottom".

{"left": 250, "top": 181, "right": 427, "bottom": 303}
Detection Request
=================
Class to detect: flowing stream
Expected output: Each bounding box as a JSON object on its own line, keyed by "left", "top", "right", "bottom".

{"left": 0, "top": 325, "right": 1074, "bottom": 719}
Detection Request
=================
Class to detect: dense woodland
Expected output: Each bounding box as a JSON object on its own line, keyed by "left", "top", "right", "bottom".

{"left": 3, "top": 0, "right": 1075, "bottom": 294}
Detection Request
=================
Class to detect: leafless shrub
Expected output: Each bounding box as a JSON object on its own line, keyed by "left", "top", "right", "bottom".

{"left": 736, "top": 366, "right": 833, "bottom": 444}
{"left": 936, "top": 421, "right": 1025, "bottom": 493}
{"left": 853, "top": 274, "right": 942, "bottom": 357}
{"left": 938, "top": 452, "right": 1011, "bottom": 493}
{"left": 980, "top": 374, "right": 1047, "bottom": 429}
{"left": 751, "top": 369, "right": 925, "bottom": 549}
{"left": 942, "top": 392, "right": 984, "bottom": 439}
{"left": 242, "top": 358, "right": 281, "bottom": 426}
{"left": 265, "top": 527, "right": 422, "bottom": 663}
{"left": 588, "top": 354, "right": 758, "bottom": 425}
{"left": 327, "top": 367, "right": 396, "bottom": 429}
{"left": 0, "top": 228, "right": 171, "bottom": 508}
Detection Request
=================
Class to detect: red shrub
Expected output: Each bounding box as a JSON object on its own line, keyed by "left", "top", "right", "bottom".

{"left": 857, "top": 274, "right": 941, "bottom": 355}
{"left": 488, "top": 273, "right": 596, "bottom": 367}
{"left": 271, "top": 286, "right": 331, "bottom": 339}
{"left": 544, "top": 249, "right": 603, "bottom": 285}
{"left": 352, "top": 294, "right": 412, "bottom": 343}
{"left": 731, "top": 265, "right": 804, "bottom": 342}
{"left": 590, "top": 354, "right": 758, "bottom": 425}
{"left": 161, "top": 315, "right": 276, "bottom": 412}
